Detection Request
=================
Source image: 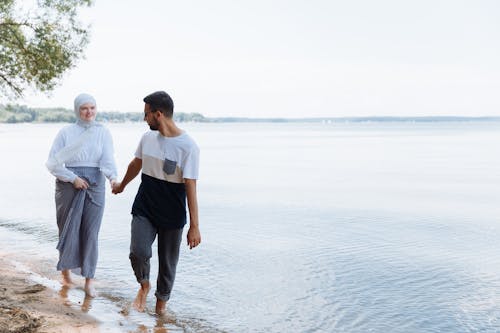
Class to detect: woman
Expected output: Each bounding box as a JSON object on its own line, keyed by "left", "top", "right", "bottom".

{"left": 46, "top": 93, "right": 117, "bottom": 297}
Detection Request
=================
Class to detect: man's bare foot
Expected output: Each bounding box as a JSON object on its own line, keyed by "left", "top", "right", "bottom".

{"left": 84, "top": 278, "right": 97, "bottom": 298}
{"left": 133, "top": 281, "right": 150, "bottom": 312}
{"left": 62, "top": 270, "right": 73, "bottom": 286}
{"left": 155, "top": 299, "right": 167, "bottom": 316}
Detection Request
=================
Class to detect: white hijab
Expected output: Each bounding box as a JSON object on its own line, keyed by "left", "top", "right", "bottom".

{"left": 74, "top": 93, "right": 98, "bottom": 128}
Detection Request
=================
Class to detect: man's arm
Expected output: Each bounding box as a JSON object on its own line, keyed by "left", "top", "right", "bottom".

{"left": 185, "top": 178, "right": 201, "bottom": 249}
{"left": 112, "top": 157, "right": 142, "bottom": 194}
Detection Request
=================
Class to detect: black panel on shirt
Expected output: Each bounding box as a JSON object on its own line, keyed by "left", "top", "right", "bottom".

{"left": 131, "top": 173, "right": 186, "bottom": 229}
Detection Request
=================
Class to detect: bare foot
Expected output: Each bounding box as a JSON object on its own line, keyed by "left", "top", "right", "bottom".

{"left": 82, "top": 294, "right": 93, "bottom": 312}
{"left": 155, "top": 299, "right": 167, "bottom": 316}
{"left": 58, "top": 284, "right": 71, "bottom": 306}
{"left": 133, "top": 281, "right": 150, "bottom": 312}
{"left": 61, "top": 270, "right": 73, "bottom": 286}
{"left": 84, "top": 278, "right": 97, "bottom": 298}
{"left": 59, "top": 284, "right": 69, "bottom": 298}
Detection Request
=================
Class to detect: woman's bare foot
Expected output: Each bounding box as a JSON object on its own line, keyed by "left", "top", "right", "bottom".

{"left": 133, "top": 281, "right": 150, "bottom": 312}
{"left": 84, "top": 278, "right": 97, "bottom": 298}
{"left": 82, "top": 294, "right": 93, "bottom": 312}
{"left": 155, "top": 299, "right": 167, "bottom": 316}
{"left": 58, "top": 284, "right": 71, "bottom": 306}
{"left": 59, "top": 284, "right": 69, "bottom": 298}
{"left": 61, "top": 270, "right": 73, "bottom": 286}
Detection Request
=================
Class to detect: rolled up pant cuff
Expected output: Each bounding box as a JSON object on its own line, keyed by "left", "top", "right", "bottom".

{"left": 155, "top": 291, "right": 171, "bottom": 301}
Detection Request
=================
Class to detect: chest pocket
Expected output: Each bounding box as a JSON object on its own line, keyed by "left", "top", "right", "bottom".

{"left": 163, "top": 158, "right": 177, "bottom": 175}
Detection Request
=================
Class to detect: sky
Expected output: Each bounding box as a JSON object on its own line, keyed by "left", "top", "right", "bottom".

{"left": 14, "top": 0, "right": 500, "bottom": 118}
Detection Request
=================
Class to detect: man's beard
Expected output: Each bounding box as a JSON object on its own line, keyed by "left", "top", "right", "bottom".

{"left": 148, "top": 119, "right": 159, "bottom": 131}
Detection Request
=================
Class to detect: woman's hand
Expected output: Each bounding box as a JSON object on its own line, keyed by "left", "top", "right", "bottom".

{"left": 73, "top": 176, "right": 89, "bottom": 190}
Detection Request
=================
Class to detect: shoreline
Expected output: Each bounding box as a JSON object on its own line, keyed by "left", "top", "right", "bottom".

{"left": 0, "top": 250, "right": 198, "bottom": 333}
{"left": 0, "top": 254, "right": 100, "bottom": 333}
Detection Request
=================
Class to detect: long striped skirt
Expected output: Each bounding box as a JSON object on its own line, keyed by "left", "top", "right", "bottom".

{"left": 55, "top": 167, "right": 105, "bottom": 279}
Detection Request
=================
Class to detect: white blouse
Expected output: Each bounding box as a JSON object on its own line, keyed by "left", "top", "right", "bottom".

{"left": 47, "top": 123, "right": 118, "bottom": 183}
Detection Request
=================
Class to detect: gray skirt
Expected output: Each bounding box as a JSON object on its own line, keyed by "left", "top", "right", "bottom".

{"left": 55, "top": 167, "right": 105, "bottom": 278}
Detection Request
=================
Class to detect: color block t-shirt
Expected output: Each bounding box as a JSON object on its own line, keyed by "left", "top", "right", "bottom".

{"left": 131, "top": 131, "right": 199, "bottom": 229}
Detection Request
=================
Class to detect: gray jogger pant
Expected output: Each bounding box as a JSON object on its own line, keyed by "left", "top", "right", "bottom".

{"left": 129, "top": 215, "right": 183, "bottom": 301}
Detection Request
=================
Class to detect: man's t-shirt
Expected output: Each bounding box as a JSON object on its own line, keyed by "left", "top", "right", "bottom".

{"left": 131, "top": 131, "right": 199, "bottom": 229}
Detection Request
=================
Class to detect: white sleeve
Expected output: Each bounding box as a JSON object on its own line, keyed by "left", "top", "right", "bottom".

{"left": 134, "top": 133, "right": 145, "bottom": 159}
{"left": 182, "top": 144, "right": 200, "bottom": 180}
{"left": 99, "top": 127, "right": 118, "bottom": 181}
{"left": 46, "top": 129, "right": 78, "bottom": 183}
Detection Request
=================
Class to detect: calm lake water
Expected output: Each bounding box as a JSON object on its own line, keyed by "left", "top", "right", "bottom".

{"left": 1, "top": 121, "right": 500, "bottom": 333}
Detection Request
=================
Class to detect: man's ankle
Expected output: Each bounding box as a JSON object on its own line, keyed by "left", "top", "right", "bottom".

{"left": 155, "top": 299, "right": 166, "bottom": 314}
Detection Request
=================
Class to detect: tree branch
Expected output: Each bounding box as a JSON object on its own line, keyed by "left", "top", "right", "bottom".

{"left": 0, "top": 72, "right": 23, "bottom": 96}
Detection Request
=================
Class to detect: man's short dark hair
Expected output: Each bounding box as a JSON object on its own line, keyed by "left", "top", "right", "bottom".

{"left": 143, "top": 91, "right": 174, "bottom": 117}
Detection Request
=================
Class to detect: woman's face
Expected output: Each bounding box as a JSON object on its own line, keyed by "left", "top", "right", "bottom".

{"left": 79, "top": 103, "right": 97, "bottom": 121}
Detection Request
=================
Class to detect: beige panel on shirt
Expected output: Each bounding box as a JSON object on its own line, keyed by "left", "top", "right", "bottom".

{"left": 141, "top": 155, "right": 183, "bottom": 183}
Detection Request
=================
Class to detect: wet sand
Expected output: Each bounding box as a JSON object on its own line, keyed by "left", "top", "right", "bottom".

{"left": 0, "top": 254, "right": 99, "bottom": 333}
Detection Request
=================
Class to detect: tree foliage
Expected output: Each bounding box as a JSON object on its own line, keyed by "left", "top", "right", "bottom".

{"left": 0, "top": 0, "right": 92, "bottom": 97}
{"left": 0, "top": 104, "right": 209, "bottom": 123}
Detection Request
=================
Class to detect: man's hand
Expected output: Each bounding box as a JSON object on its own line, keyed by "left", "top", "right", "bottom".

{"left": 187, "top": 226, "right": 201, "bottom": 249}
{"left": 73, "top": 176, "right": 89, "bottom": 190}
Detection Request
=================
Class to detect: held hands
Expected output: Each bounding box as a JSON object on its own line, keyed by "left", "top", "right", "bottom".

{"left": 187, "top": 226, "right": 201, "bottom": 249}
{"left": 73, "top": 177, "right": 89, "bottom": 190}
{"left": 111, "top": 181, "right": 124, "bottom": 194}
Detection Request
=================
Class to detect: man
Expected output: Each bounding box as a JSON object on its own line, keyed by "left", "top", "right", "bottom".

{"left": 112, "top": 91, "right": 201, "bottom": 315}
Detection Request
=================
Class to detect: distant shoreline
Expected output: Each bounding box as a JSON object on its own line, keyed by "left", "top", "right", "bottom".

{"left": 2, "top": 103, "right": 500, "bottom": 123}
{"left": 204, "top": 116, "right": 500, "bottom": 123}
{"left": 2, "top": 117, "right": 500, "bottom": 124}
{"left": 1, "top": 106, "right": 500, "bottom": 124}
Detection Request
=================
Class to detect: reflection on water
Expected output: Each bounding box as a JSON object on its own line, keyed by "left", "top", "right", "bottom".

{"left": 1, "top": 122, "right": 500, "bottom": 332}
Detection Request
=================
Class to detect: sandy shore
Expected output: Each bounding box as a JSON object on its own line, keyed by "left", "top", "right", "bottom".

{"left": 0, "top": 254, "right": 100, "bottom": 333}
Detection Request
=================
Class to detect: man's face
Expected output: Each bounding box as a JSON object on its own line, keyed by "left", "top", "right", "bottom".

{"left": 79, "top": 103, "right": 96, "bottom": 122}
{"left": 144, "top": 104, "right": 159, "bottom": 130}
